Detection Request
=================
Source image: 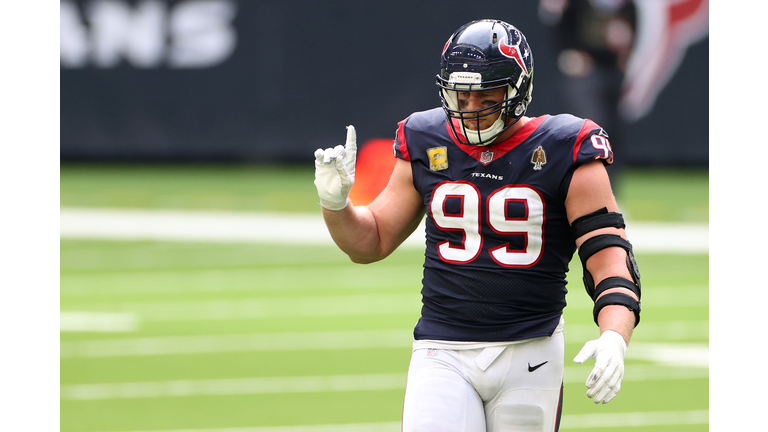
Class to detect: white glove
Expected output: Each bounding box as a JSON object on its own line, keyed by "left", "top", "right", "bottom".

{"left": 573, "top": 330, "right": 627, "bottom": 404}
{"left": 313, "top": 125, "right": 357, "bottom": 211}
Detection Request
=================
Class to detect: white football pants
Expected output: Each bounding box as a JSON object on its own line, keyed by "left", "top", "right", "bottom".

{"left": 402, "top": 332, "right": 564, "bottom": 432}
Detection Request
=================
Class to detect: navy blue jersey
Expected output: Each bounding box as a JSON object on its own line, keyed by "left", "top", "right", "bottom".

{"left": 394, "top": 108, "right": 614, "bottom": 342}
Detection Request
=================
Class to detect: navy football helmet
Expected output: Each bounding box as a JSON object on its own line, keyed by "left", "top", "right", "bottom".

{"left": 437, "top": 19, "right": 534, "bottom": 145}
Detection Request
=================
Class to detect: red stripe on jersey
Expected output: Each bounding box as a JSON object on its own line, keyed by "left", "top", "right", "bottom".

{"left": 573, "top": 119, "right": 601, "bottom": 163}
{"left": 396, "top": 118, "right": 411, "bottom": 161}
{"left": 449, "top": 116, "right": 546, "bottom": 163}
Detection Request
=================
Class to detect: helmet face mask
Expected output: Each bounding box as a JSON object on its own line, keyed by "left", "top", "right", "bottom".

{"left": 437, "top": 20, "right": 534, "bottom": 146}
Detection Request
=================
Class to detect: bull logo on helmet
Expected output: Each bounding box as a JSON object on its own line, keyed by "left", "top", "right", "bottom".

{"left": 498, "top": 34, "right": 528, "bottom": 75}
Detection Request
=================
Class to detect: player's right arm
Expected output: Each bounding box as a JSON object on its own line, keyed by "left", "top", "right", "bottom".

{"left": 314, "top": 127, "right": 425, "bottom": 264}
{"left": 323, "top": 159, "right": 424, "bottom": 263}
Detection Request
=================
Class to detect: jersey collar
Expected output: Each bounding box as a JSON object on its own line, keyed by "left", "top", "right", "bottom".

{"left": 447, "top": 115, "right": 546, "bottom": 164}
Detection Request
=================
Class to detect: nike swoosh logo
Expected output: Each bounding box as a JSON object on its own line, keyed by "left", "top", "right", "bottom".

{"left": 528, "top": 361, "right": 548, "bottom": 372}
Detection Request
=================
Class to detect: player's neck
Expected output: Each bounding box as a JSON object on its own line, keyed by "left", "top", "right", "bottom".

{"left": 493, "top": 116, "right": 529, "bottom": 144}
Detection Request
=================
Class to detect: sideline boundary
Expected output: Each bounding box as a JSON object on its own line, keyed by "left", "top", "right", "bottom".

{"left": 60, "top": 208, "right": 708, "bottom": 253}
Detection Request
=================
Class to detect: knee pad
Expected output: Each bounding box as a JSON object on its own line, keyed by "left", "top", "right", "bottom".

{"left": 489, "top": 404, "right": 544, "bottom": 432}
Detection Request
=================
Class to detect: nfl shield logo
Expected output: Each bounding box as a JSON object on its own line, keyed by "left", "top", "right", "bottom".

{"left": 427, "top": 348, "right": 438, "bottom": 357}
{"left": 480, "top": 151, "right": 494, "bottom": 165}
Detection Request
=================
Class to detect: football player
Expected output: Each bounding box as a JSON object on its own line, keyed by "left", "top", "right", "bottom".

{"left": 314, "top": 19, "right": 640, "bottom": 432}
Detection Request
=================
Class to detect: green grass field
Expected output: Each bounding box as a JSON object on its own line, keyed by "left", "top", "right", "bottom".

{"left": 61, "top": 163, "right": 709, "bottom": 432}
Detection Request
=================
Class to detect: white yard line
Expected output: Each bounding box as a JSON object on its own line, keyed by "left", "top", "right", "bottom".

{"left": 566, "top": 320, "right": 709, "bottom": 342}
{"left": 59, "top": 293, "right": 706, "bottom": 327}
{"left": 60, "top": 312, "right": 138, "bottom": 332}
{"left": 60, "top": 208, "right": 708, "bottom": 253}
{"left": 561, "top": 410, "right": 709, "bottom": 428}
{"left": 59, "top": 293, "right": 708, "bottom": 342}
{"left": 94, "top": 423, "right": 404, "bottom": 432}
{"left": 60, "top": 329, "right": 412, "bottom": 358}
{"left": 61, "top": 373, "right": 407, "bottom": 400}
{"left": 624, "top": 342, "right": 709, "bottom": 368}
{"left": 61, "top": 366, "right": 707, "bottom": 401}
{"left": 60, "top": 208, "right": 338, "bottom": 246}
{"left": 61, "top": 294, "right": 421, "bottom": 323}
{"left": 60, "top": 327, "right": 709, "bottom": 369}
{"left": 85, "top": 410, "right": 709, "bottom": 432}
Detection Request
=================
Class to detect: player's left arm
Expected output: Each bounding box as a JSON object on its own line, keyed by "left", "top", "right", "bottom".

{"left": 565, "top": 160, "right": 638, "bottom": 341}
{"left": 565, "top": 160, "right": 641, "bottom": 403}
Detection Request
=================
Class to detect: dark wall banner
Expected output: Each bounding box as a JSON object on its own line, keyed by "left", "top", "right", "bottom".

{"left": 61, "top": 0, "right": 709, "bottom": 166}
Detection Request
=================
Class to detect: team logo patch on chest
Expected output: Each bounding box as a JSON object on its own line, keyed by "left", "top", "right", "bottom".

{"left": 427, "top": 146, "right": 449, "bottom": 171}
{"left": 531, "top": 145, "right": 547, "bottom": 170}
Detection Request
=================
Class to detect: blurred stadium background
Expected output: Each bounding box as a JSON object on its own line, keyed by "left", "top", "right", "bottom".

{"left": 60, "top": 1, "right": 709, "bottom": 431}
